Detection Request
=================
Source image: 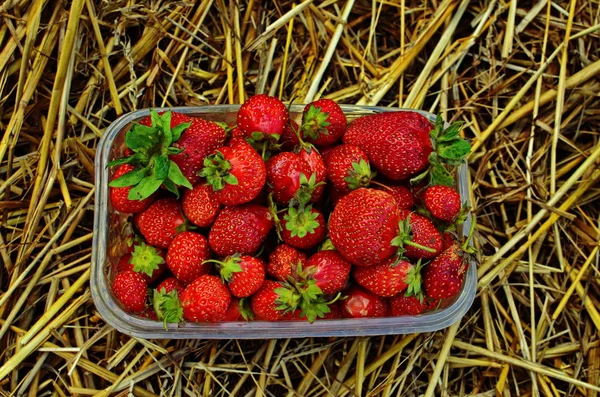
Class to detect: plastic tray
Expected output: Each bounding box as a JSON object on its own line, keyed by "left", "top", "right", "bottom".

{"left": 91, "top": 104, "right": 476, "bottom": 339}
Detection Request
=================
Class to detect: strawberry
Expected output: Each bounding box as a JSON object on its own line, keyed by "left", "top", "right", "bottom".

{"left": 208, "top": 204, "right": 274, "bottom": 256}
{"left": 376, "top": 184, "right": 415, "bottom": 210}
{"left": 153, "top": 278, "right": 185, "bottom": 328}
{"left": 139, "top": 307, "right": 158, "bottom": 320}
{"left": 279, "top": 119, "right": 301, "bottom": 151}
{"left": 166, "top": 231, "right": 211, "bottom": 284}
{"left": 301, "top": 99, "right": 346, "bottom": 147}
{"left": 389, "top": 294, "right": 439, "bottom": 316}
{"left": 223, "top": 297, "right": 256, "bottom": 321}
{"left": 112, "top": 270, "right": 148, "bottom": 313}
{"left": 423, "top": 185, "right": 462, "bottom": 222}
{"left": 441, "top": 231, "right": 457, "bottom": 251}
{"left": 297, "top": 146, "right": 327, "bottom": 203}
{"left": 353, "top": 257, "right": 422, "bottom": 297}
{"left": 208, "top": 254, "right": 266, "bottom": 298}
{"left": 134, "top": 198, "right": 186, "bottom": 249}
{"left": 182, "top": 183, "right": 221, "bottom": 228}
{"left": 109, "top": 164, "right": 156, "bottom": 213}
{"left": 329, "top": 188, "right": 400, "bottom": 266}
{"left": 156, "top": 277, "right": 185, "bottom": 297}
{"left": 237, "top": 94, "right": 289, "bottom": 141}
{"left": 304, "top": 250, "right": 351, "bottom": 294}
{"left": 200, "top": 138, "right": 266, "bottom": 206}
{"left": 251, "top": 280, "right": 288, "bottom": 321}
{"left": 266, "top": 152, "right": 314, "bottom": 205}
{"left": 392, "top": 210, "right": 442, "bottom": 259}
{"left": 223, "top": 298, "right": 243, "bottom": 321}
{"left": 341, "top": 286, "right": 389, "bottom": 318}
{"left": 423, "top": 244, "right": 470, "bottom": 300}
{"left": 267, "top": 244, "right": 307, "bottom": 281}
{"left": 319, "top": 302, "right": 343, "bottom": 320}
{"left": 344, "top": 112, "right": 469, "bottom": 186}
{"left": 180, "top": 274, "right": 231, "bottom": 322}
{"left": 325, "top": 144, "right": 373, "bottom": 194}
{"left": 116, "top": 242, "right": 167, "bottom": 284}
{"left": 281, "top": 205, "right": 326, "bottom": 250}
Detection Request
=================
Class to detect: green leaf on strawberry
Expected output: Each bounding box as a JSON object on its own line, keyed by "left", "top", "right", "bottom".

{"left": 108, "top": 166, "right": 148, "bottom": 188}
{"left": 404, "top": 259, "right": 424, "bottom": 299}
{"left": 153, "top": 288, "right": 184, "bottom": 330}
{"left": 301, "top": 105, "right": 331, "bottom": 141}
{"left": 345, "top": 159, "right": 374, "bottom": 190}
{"left": 108, "top": 109, "right": 195, "bottom": 200}
{"left": 130, "top": 242, "right": 165, "bottom": 277}
{"left": 200, "top": 151, "right": 239, "bottom": 191}
{"left": 284, "top": 205, "right": 320, "bottom": 239}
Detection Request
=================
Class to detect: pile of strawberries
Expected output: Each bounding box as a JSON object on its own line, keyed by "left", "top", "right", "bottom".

{"left": 107, "top": 94, "right": 474, "bottom": 325}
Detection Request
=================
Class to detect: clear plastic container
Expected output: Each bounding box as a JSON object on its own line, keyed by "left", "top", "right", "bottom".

{"left": 91, "top": 105, "right": 476, "bottom": 339}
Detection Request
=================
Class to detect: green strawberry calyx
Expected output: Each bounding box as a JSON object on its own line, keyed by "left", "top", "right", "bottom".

{"left": 274, "top": 265, "right": 336, "bottom": 323}
{"left": 344, "top": 159, "right": 374, "bottom": 190}
{"left": 290, "top": 172, "right": 325, "bottom": 208}
{"left": 318, "top": 238, "right": 336, "bottom": 251}
{"left": 108, "top": 109, "right": 193, "bottom": 200}
{"left": 283, "top": 205, "right": 320, "bottom": 239}
{"left": 153, "top": 288, "right": 184, "bottom": 330}
{"left": 130, "top": 242, "right": 164, "bottom": 277}
{"left": 404, "top": 259, "right": 424, "bottom": 301}
{"left": 204, "top": 254, "right": 243, "bottom": 283}
{"left": 238, "top": 298, "right": 254, "bottom": 321}
{"left": 199, "top": 150, "right": 239, "bottom": 191}
{"left": 301, "top": 105, "right": 331, "bottom": 141}
{"left": 391, "top": 215, "right": 437, "bottom": 259}
{"left": 410, "top": 115, "right": 471, "bottom": 187}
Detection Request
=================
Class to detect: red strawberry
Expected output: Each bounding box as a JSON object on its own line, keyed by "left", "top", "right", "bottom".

{"left": 393, "top": 210, "right": 442, "bottom": 259}
{"left": 139, "top": 307, "right": 158, "bottom": 320}
{"left": 376, "top": 184, "right": 415, "bottom": 210}
{"left": 134, "top": 198, "right": 186, "bottom": 249}
{"left": 166, "top": 231, "right": 211, "bottom": 285}
{"left": 423, "top": 185, "right": 462, "bottom": 222}
{"left": 182, "top": 183, "right": 221, "bottom": 228}
{"left": 343, "top": 112, "right": 432, "bottom": 181}
{"left": 319, "top": 302, "right": 343, "bottom": 320}
{"left": 281, "top": 205, "right": 326, "bottom": 250}
{"left": 329, "top": 188, "right": 400, "bottom": 266}
{"left": 208, "top": 204, "right": 274, "bottom": 256}
{"left": 441, "top": 231, "right": 457, "bottom": 251}
{"left": 222, "top": 298, "right": 243, "bottom": 321}
{"left": 156, "top": 277, "right": 185, "bottom": 297}
{"left": 116, "top": 242, "right": 167, "bottom": 284}
{"left": 344, "top": 112, "right": 470, "bottom": 186}
{"left": 208, "top": 254, "right": 266, "bottom": 298}
{"left": 112, "top": 270, "right": 148, "bottom": 313}
{"left": 325, "top": 144, "right": 373, "bottom": 194}
{"left": 389, "top": 294, "right": 439, "bottom": 316}
{"left": 139, "top": 113, "right": 227, "bottom": 186}
{"left": 305, "top": 251, "right": 351, "bottom": 295}
{"left": 237, "top": 94, "right": 289, "bottom": 141}
{"left": 200, "top": 137, "right": 266, "bottom": 206}
{"left": 341, "top": 286, "right": 389, "bottom": 318}
{"left": 301, "top": 99, "right": 346, "bottom": 147}
{"left": 279, "top": 120, "right": 301, "bottom": 151}
{"left": 230, "top": 126, "right": 245, "bottom": 139}
{"left": 353, "top": 257, "right": 422, "bottom": 297}
{"left": 251, "top": 280, "right": 288, "bottom": 321}
{"left": 109, "top": 164, "right": 156, "bottom": 213}
{"left": 267, "top": 244, "right": 307, "bottom": 281}
{"left": 180, "top": 275, "right": 231, "bottom": 322}
{"left": 423, "top": 244, "right": 470, "bottom": 300}
{"left": 297, "top": 146, "right": 327, "bottom": 202}
{"left": 266, "top": 152, "right": 313, "bottom": 205}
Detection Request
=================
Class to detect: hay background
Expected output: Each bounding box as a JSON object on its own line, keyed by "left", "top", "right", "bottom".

{"left": 1, "top": 0, "right": 600, "bottom": 395}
